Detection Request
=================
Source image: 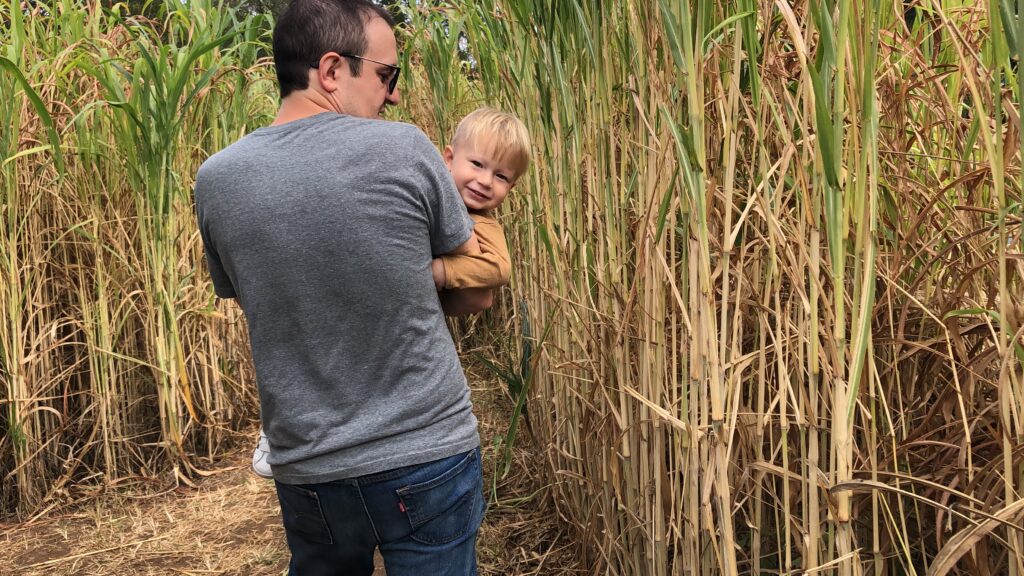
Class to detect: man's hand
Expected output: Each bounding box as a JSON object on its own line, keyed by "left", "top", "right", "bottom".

{"left": 439, "top": 287, "right": 493, "bottom": 316}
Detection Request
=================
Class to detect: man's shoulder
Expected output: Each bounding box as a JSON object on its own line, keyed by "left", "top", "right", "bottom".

{"left": 194, "top": 137, "right": 252, "bottom": 193}
{"left": 348, "top": 120, "right": 446, "bottom": 175}
{"left": 347, "top": 118, "right": 433, "bottom": 149}
{"left": 350, "top": 117, "right": 420, "bottom": 133}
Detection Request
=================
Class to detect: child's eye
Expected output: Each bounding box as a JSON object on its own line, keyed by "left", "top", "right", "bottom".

{"left": 470, "top": 160, "right": 483, "bottom": 168}
{"left": 496, "top": 173, "right": 510, "bottom": 183}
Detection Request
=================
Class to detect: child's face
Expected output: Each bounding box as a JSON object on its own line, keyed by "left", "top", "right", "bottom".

{"left": 443, "top": 143, "right": 518, "bottom": 212}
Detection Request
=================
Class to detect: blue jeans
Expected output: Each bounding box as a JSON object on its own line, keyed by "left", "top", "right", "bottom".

{"left": 274, "top": 448, "right": 484, "bottom": 576}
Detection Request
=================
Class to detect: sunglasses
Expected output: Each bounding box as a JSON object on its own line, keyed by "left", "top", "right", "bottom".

{"left": 311, "top": 53, "right": 401, "bottom": 94}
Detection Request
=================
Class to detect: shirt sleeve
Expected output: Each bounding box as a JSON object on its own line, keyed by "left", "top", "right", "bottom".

{"left": 439, "top": 213, "right": 512, "bottom": 289}
{"left": 193, "top": 177, "right": 238, "bottom": 299}
{"left": 406, "top": 129, "right": 473, "bottom": 256}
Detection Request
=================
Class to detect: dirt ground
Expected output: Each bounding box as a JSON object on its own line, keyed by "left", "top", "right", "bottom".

{"left": 0, "top": 367, "right": 584, "bottom": 575}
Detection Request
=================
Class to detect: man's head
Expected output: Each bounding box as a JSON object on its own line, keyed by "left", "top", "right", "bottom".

{"left": 273, "top": 0, "right": 400, "bottom": 118}
{"left": 443, "top": 108, "right": 532, "bottom": 213}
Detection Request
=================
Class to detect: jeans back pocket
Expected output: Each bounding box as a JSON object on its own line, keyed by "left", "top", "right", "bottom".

{"left": 275, "top": 482, "right": 334, "bottom": 545}
{"left": 395, "top": 450, "right": 482, "bottom": 545}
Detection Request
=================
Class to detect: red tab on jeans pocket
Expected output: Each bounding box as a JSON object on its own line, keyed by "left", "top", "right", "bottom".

{"left": 398, "top": 501, "right": 406, "bottom": 513}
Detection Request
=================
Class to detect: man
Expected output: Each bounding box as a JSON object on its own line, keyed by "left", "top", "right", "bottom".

{"left": 193, "top": 1, "right": 488, "bottom": 574}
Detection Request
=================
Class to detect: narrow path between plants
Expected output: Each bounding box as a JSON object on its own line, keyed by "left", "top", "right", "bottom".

{"left": 1, "top": 361, "right": 583, "bottom": 575}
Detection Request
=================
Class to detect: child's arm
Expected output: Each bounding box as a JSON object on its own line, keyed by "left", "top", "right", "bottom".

{"left": 433, "top": 213, "right": 511, "bottom": 290}
{"left": 434, "top": 235, "right": 493, "bottom": 316}
{"left": 433, "top": 231, "right": 481, "bottom": 288}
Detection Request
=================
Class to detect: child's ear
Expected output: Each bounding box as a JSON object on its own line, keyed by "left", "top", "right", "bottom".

{"left": 442, "top": 146, "right": 454, "bottom": 169}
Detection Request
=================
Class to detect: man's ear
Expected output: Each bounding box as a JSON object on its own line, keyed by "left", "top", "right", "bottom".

{"left": 315, "top": 54, "right": 344, "bottom": 92}
{"left": 442, "top": 146, "right": 454, "bottom": 169}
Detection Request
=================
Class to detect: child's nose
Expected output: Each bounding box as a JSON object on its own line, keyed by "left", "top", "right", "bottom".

{"left": 478, "top": 171, "right": 492, "bottom": 186}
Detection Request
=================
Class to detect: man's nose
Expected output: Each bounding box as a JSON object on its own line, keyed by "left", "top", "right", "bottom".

{"left": 385, "top": 87, "right": 401, "bottom": 106}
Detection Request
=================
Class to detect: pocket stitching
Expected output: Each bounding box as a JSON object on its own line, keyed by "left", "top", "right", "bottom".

{"left": 395, "top": 450, "right": 476, "bottom": 498}
{"left": 407, "top": 488, "right": 478, "bottom": 546}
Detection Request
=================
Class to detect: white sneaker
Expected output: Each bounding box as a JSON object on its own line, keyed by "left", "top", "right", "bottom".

{"left": 251, "top": 428, "right": 273, "bottom": 479}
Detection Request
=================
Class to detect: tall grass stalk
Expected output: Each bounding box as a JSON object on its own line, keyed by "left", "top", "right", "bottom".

{"left": 397, "top": 0, "right": 1024, "bottom": 572}
{"left": 4, "top": 2, "right": 1024, "bottom": 574}
{"left": 1, "top": 0, "right": 269, "bottom": 517}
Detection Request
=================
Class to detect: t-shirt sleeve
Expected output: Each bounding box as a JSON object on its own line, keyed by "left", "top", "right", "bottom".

{"left": 439, "top": 214, "right": 511, "bottom": 289}
{"left": 193, "top": 177, "right": 238, "bottom": 299}
{"left": 406, "top": 130, "right": 473, "bottom": 255}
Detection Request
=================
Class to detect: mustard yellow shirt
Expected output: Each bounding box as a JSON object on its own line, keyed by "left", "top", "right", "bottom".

{"left": 439, "top": 212, "right": 511, "bottom": 289}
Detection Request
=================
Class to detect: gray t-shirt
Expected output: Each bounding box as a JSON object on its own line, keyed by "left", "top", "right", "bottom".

{"left": 194, "top": 112, "right": 479, "bottom": 484}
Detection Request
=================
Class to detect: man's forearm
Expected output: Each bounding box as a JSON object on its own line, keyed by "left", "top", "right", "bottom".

{"left": 439, "top": 288, "right": 494, "bottom": 316}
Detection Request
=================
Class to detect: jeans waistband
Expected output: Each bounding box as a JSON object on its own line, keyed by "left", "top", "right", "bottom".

{"left": 330, "top": 448, "right": 476, "bottom": 487}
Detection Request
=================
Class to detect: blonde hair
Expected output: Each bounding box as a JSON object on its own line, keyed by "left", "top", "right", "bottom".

{"left": 450, "top": 107, "right": 532, "bottom": 180}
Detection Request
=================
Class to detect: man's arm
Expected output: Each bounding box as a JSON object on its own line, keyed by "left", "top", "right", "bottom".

{"left": 194, "top": 177, "right": 239, "bottom": 299}
{"left": 439, "top": 287, "right": 494, "bottom": 316}
{"left": 449, "top": 234, "right": 481, "bottom": 255}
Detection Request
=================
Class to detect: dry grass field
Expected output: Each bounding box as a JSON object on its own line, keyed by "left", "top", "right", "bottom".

{"left": 3, "top": 1, "right": 1023, "bottom": 574}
